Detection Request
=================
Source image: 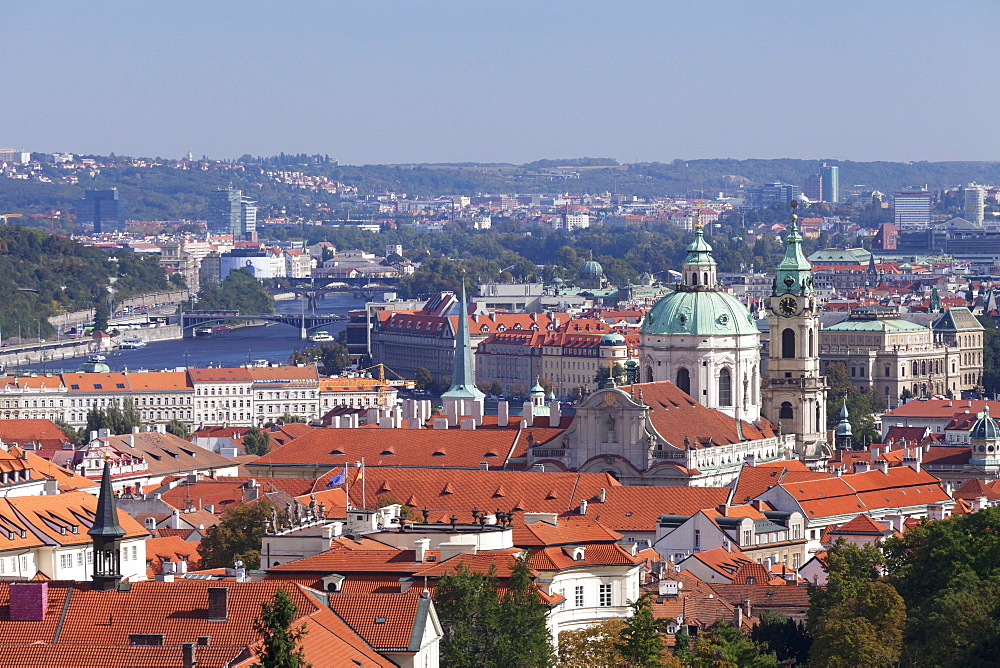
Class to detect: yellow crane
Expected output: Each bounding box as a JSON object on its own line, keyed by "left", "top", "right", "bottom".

{"left": 0, "top": 214, "right": 23, "bottom": 225}
{"left": 356, "top": 363, "right": 416, "bottom": 408}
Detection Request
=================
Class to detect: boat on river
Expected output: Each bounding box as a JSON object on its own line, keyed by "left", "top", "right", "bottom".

{"left": 119, "top": 337, "right": 146, "bottom": 349}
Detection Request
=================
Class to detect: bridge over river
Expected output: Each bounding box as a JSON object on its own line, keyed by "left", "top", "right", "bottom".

{"left": 181, "top": 311, "right": 347, "bottom": 339}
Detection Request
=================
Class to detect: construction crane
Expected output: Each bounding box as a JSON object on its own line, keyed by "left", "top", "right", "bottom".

{"left": 0, "top": 214, "right": 23, "bottom": 225}
{"left": 356, "top": 363, "right": 416, "bottom": 408}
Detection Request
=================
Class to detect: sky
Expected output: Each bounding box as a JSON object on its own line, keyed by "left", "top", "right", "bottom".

{"left": 4, "top": 2, "right": 999, "bottom": 165}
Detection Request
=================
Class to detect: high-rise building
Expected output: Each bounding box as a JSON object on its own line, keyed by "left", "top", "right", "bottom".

{"left": 207, "top": 188, "right": 257, "bottom": 238}
{"left": 746, "top": 183, "right": 801, "bottom": 208}
{"left": 79, "top": 189, "right": 124, "bottom": 233}
{"left": 893, "top": 190, "right": 932, "bottom": 228}
{"left": 963, "top": 183, "right": 985, "bottom": 227}
{"left": 803, "top": 174, "right": 823, "bottom": 202}
{"left": 820, "top": 164, "right": 839, "bottom": 203}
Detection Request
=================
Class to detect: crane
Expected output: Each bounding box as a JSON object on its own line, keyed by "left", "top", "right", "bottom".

{"left": 0, "top": 214, "right": 23, "bottom": 225}
{"left": 356, "top": 363, "right": 416, "bottom": 408}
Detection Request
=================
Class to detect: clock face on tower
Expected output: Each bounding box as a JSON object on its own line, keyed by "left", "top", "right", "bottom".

{"left": 778, "top": 296, "right": 797, "bottom": 316}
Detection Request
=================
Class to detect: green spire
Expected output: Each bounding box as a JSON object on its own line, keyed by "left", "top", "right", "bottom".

{"left": 835, "top": 396, "right": 852, "bottom": 437}
{"left": 930, "top": 287, "right": 941, "bottom": 313}
{"left": 774, "top": 201, "right": 814, "bottom": 295}
{"left": 441, "top": 279, "right": 485, "bottom": 400}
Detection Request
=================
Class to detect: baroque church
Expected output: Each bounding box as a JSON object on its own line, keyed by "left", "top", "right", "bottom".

{"left": 528, "top": 210, "right": 829, "bottom": 485}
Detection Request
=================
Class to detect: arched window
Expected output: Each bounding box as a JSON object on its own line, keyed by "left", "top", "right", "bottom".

{"left": 719, "top": 368, "right": 732, "bottom": 406}
{"left": 781, "top": 328, "right": 796, "bottom": 359}
{"left": 912, "top": 361, "right": 918, "bottom": 376}
{"left": 692, "top": 273, "right": 698, "bottom": 285}
{"left": 645, "top": 366, "right": 654, "bottom": 383}
{"left": 921, "top": 361, "right": 926, "bottom": 375}
{"left": 815, "top": 404, "right": 820, "bottom": 432}
{"left": 779, "top": 402, "right": 793, "bottom": 420}
{"left": 676, "top": 368, "right": 691, "bottom": 395}
{"left": 703, "top": 272, "right": 709, "bottom": 285}
{"left": 751, "top": 367, "right": 758, "bottom": 404}
{"left": 809, "top": 329, "right": 815, "bottom": 357}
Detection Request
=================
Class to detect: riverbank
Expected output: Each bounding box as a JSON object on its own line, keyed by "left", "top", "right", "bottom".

{"left": 0, "top": 324, "right": 183, "bottom": 369}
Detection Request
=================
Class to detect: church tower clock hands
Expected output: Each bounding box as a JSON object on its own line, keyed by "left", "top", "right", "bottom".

{"left": 762, "top": 201, "right": 829, "bottom": 467}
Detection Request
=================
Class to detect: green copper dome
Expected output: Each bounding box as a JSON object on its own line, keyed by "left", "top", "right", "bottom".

{"left": 774, "top": 206, "right": 814, "bottom": 296}
{"left": 640, "top": 289, "right": 758, "bottom": 337}
{"left": 579, "top": 261, "right": 605, "bottom": 280}
{"left": 971, "top": 406, "right": 1000, "bottom": 440}
{"left": 601, "top": 332, "right": 626, "bottom": 345}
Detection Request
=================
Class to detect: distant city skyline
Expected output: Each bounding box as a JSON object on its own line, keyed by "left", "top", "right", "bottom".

{"left": 4, "top": 2, "right": 999, "bottom": 165}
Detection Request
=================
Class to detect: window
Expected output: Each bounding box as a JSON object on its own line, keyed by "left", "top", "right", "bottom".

{"left": 779, "top": 402, "right": 793, "bottom": 420}
{"left": 574, "top": 585, "right": 584, "bottom": 607}
{"left": 781, "top": 328, "right": 795, "bottom": 359}
{"left": 718, "top": 368, "right": 732, "bottom": 406}
{"left": 77, "top": 552, "right": 83, "bottom": 566}
{"left": 676, "top": 368, "right": 690, "bottom": 395}
{"left": 599, "top": 584, "right": 612, "bottom": 607}
{"left": 694, "top": 529, "right": 701, "bottom": 551}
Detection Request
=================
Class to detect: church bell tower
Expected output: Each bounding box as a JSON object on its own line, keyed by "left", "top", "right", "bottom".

{"left": 762, "top": 202, "right": 828, "bottom": 465}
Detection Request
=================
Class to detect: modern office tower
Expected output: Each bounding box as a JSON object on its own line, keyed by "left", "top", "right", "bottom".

{"left": 893, "top": 190, "right": 932, "bottom": 229}
{"left": 821, "top": 164, "right": 839, "bottom": 203}
{"left": 207, "top": 188, "right": 257, "bottom": 238}
{"left": 79, "top": 188, "right": 125, "bottom": 233}
{"left": 803, "top": 174, "right": 823, "bottom": 202}
{"left": 746, "top": 182, "right": 801, "bottom": 208}
{"left": 963, "top": 183, "right": 985, "bottom": 227}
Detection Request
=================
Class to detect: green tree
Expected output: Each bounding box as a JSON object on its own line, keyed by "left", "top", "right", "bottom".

{"left": 243, "top": 427, "right": 271, "bottom": 455}
{"left": 690, "top": 619, "right": 779, "bottom": 668}
{"left": 277, "top": 413, "right": 306, "bottom": 424}
{"left": 198, "top": 499, "right": 281, "bottom": 570}
{"left": 979, "top": 315, "right": 1000, "bottom": 395}
{"left": 84, "top": 398, "right": 142, "bottom": 436}
{"left": 414, "top": 367, "right": 434, "bottom": 392}
{"left": 616, "top": 593, "right": 665, "bottom": 667}
{"left": 809, "top": 581, "right": 906, "bottom": 667}
{"left": 164, "top": 418, "right": 190, "bottom": 439}
{"left": 53, "top": 417, "right": 81, "bottom": 444}
{"left": 93, "top": 301, "right": 110, "bottom": 333}
{"left": 253, "top": 587, "right": 310, "bottom": 668}
{"left": 489, "top": 379, "right": 503, "bottom": 397}
{"left": 749, "top": 611, "right": 811, "bottom": 665}
{"left": 433, "top": 559, "right": 552, "bottom": 667}
{"left": 594, "top": 362, "right": 625, "bottom": 388}
{"left": 434, "top": 563, "right": 502, "bottom": 667}
{"left": 496, "top": 557, "right": 553, "bottom": 666}
{"left": 196, "top": 267, "right": 275, "bottom": 314}
{"left": 557, "top": 619, "right": 626, "bottom": 667}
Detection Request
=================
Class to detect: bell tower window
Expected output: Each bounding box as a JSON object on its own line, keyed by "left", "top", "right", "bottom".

{"left": 719, "top": 369, "right": 732, "bottom": 406}
{"left": 782, "top": 328, "right": 796, "bottom": 359}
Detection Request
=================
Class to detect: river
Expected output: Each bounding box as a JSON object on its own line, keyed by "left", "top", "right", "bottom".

{"left": 15, "top": 293, "right": 366, "bottom": 374}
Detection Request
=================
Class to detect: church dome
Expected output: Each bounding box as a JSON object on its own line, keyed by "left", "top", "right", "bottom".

{"left": 579, "top": 261, "right": 604, "bottom": 280}
{"left": 971, "top": 406, "right": 1000, "bottom": 440}
{"left": 601, "top": 332, "right": 626, "bottom": 345}
{"left": 641, "top": 289, "right": 758, "bottom": 337}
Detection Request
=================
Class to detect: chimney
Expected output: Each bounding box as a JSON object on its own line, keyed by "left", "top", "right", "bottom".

{"left": 833, "top": 467, "right": 842, "bottom": 477}
{"left": 871, "top": 447, "right": 880, "bottom": 458}
{"left": 927, "top": 502, "right": 946, "bottom": 521}
{"left": 750, "top": 499, "right": 765, "bottom": 511}
{"left": 9, "top": 582, "right": 48, "bottom": 621}
{"left": 182, "top": 642, "right": 197, "bottom": 668}
{"left": 658, "top": 580, "right": 679, "bottom": 597}
{"left": 579, "top": 499, "right": 587, "bottom": 516}
{"left": 497, "top": 401, "right": 509, "bottom": 428}
{"left": 745, "top": 453, "right": 755, "bottom": 467}
{"left": 871, "top": 460, "right": 889, "bottom": 474}
{"left": 522, "top": 402, "right": 534, "bottom": 427}
{"left": 973, "top": 496, "right": 988, "bottom": 512}
{"left": 207, "top": 587, "right": 228, "bottom": 622}
{"left": 743, "top": 599, "right": 752, "bottom": 617}
{"left": 415, "top": 537, "right": 430, "bottom": 563}
{"left": 479, "top": 461, "right": 489, "bottom": 470}
{"left": 599, "top": 488, "right": 607, "bottom": 504}
{"left": 549, "top": 401, "right": 561, "bottom": 427}
{"left": 244, "top": 479, "right": 259, "bottom": 502}
{"left": 733, "top": 604, "right": 743, "bottom": 628}
{"left": 853, "top": 461, "right": 871, "bottom": 474}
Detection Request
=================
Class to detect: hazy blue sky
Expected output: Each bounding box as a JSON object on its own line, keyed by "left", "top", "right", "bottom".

{"left": 4, "top": 2, "right": 999, "bottom": 164}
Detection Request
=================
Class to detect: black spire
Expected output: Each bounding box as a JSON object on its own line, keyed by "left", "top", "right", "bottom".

{"left": 89, "top": 460, "right": 125, "bottom": 538}
{"left": 89, "top": 460, "right": 125, "bottom": 591}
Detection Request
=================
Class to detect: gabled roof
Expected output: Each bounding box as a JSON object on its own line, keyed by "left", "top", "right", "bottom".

{"left": 828, "top": 514, "right": 895, "bottom": 538}
{"left": 731, "top": 464, "right": 832, "bottom": 505}
{"left": 95, "top": 432, "right": 235, "bottom": 477}
{"left": 327, "top": 593, "right": 430, "bottom": 652}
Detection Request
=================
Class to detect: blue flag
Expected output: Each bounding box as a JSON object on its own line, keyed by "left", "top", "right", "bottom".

{"left": 327, "top": 469, "right": 346, "bottom": 487}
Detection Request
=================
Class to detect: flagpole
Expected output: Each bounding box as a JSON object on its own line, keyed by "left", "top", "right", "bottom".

{"left": 345, "top": 461, "right": 351, "bottom": 510}
{"left": 361, "top": 457, "right": 366, "bottom": 511}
